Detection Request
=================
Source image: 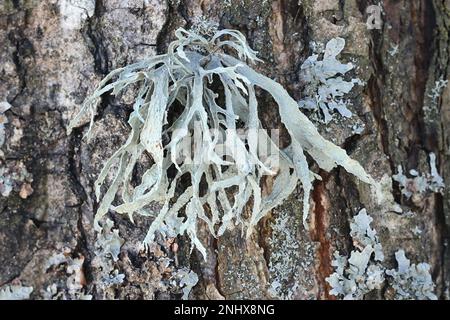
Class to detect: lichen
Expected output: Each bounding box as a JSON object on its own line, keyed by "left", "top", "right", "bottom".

{"left": 118, "top": 241, "right": 199, "bottom": 300}
{"left": 424, "top": 77, "right": 448, "bottom": 119}
{"left": 388, "top": 44, "right": 399, "bottom": 57}
{"left": 393, "top": 152, "right": 445, "bottom": 199}
{"left": 428, "top": 78, "right": 448, "bottom": 105}
{"left": 298, "top": 38, "right": 362, "bottom": 123}
{"left": 0, "top": 284, "right": 33, "bottom": 300}
{"left": 68, "top": 28, "right": 375, "bottom": 259}
{"left": 0, "top": 101, "right": 12, "bottom": 150}
{"left": 326, "top": 209, "right": 385, "bottom": 300}
{"left": 386, "top": 250, "right": 437, "bottom": 300}
{"left": 95, "top": 218, "right": 125, "bottom": 262}
{"left": 327, "top": 209, "right": 438, "bottom": 300}
{"left": 178, "top": 269, "right": 199, "bottom": 300}
{"left": 44, "top": 249, "right": 92, "bottom": 300}
{"left": 349, "top": 209, "right": 384, "bottom": 261}
{"left": 93, "top": 219, "right": 126, "bottom": 294}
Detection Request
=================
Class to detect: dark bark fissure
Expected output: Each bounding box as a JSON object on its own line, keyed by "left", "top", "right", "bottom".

{"left": 83, "top": 0, "right": 109, "bottom": 76}
{"left": 68, "top": 127, "right": 94, "bottom": 286}
{"left": 8, "top": 32, "right": 32, "bottom": 103}
{"left": 211, "top": 237, "right": 226, "bottom": 297}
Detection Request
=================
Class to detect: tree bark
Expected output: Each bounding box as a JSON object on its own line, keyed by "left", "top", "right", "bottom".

{"left": 0, "top": 0, "right": 449, "bottom": 300}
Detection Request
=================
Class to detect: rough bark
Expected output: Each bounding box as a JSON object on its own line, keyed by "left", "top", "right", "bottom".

{"left": 0, "top": 0, "right": 449, "bottom": 300}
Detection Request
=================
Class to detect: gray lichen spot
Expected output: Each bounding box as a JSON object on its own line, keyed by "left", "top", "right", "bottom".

{"left": 388, "top": 44, "right": 399, "bottom": 57}
{"left": 58, "top": 0, "right": 95, "bottom": 31}
{"left": 350, "top": 209, "right": 384, "bottom": 261}
{"left": 189, "top": 16, "right": 219, "bottom": 39}
{"left": 428, "top": 78, "right": 448, "bottom": 105}
{"left": 424, "top": 77, "right": 448, "bottom": 120}
{"left": 267, "top": 210, "right": 312, "bottom": 299}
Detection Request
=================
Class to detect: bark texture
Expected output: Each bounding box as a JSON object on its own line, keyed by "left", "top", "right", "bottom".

{"left": 0, "top": 0, "right": 449, "bottom": 300}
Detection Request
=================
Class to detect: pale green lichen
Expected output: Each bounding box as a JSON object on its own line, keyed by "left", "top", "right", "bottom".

{"left": 68, "top": 28, "right": 375, "bottom": 259}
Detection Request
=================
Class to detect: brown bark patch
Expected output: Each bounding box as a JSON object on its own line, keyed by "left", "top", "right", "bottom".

{"left": 310, "top": 174, "right": 334, "bottom": 300}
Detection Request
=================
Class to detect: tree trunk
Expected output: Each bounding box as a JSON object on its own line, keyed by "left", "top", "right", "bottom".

{"left": 0, "top": 0, "right": 449, "bottom": 300}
